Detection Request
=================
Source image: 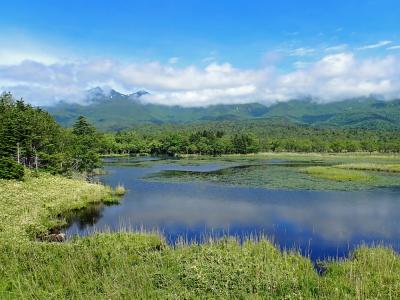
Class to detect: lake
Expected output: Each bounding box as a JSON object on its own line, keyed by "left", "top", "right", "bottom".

{"left": 65, "top": 157, "right": 400, "bottom": 263}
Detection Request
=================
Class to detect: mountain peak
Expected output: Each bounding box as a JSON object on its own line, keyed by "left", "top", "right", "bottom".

{"left": 109, "top": 89, "right": 126, "bottom": 98}
{"left": 86, "top": 87, "right": 149, "bottom": 102}
{"left": 129, "top": 90, "right": 150, "bottom": 98}
{"left": 86, "top": 86, "right": 105, "bottom": 97}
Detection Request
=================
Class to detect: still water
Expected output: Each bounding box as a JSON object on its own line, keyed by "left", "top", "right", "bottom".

{"left": 65, "top": 157, "right": 400, "bottom": 262}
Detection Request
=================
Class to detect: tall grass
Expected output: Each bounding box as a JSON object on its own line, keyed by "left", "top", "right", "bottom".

{"left": 0, "top": 232, "right": 399, "bottom": 299}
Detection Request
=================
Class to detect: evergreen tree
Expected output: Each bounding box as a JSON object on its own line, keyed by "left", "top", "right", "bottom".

{"left": 71, "top": 116, "right": 101, "bottom": 173}
{"left": 73, "top": 116, "right": 96, "bottom": 136}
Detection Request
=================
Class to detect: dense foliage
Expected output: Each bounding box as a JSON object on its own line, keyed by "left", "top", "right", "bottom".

{"left": 0, "top": 157, "right": 24, "bottom": 180}
{"left": 99, "top": 120, "right": 400, "bottom": 155}
{"left": 0, "top": 93, "right": 100, "bottom": 178}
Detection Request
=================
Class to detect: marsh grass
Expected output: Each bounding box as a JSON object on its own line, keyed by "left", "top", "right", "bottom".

{"left": 148, "top": 163, "right": 399, "bottom": 190}
{"left": 145, "top": 153, "right": 400, "bottom": 190}
{"left": 303, "top": 166, "right": 374, "bottom": 182}
{"left": 336, "top": 163, "right": 400, "bottom": 173}
{"left": 114, "top": 184, "right": 127, "bottom": 196}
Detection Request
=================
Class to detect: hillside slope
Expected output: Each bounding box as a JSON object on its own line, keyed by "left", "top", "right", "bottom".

{"left": 47, "top": 88, "right": 400, "bottom": 131}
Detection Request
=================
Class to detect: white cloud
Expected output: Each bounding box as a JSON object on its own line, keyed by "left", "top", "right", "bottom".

{"left": 357, "top": 40, "right": 392, "bottom": 50}
{"left": 118, "top": 61, "right": 268, "bottom": 92}
{"left": 146, "top": 85, "right": 257, "bottom": 106}
{"left": 387, "top": 45, "right": 400, "bottom": 50}
{"left": 1, "top": 45, "right": 400, "bottom": 107}
{"left": 314, "top": 53, "right": 355, "bottom": 77}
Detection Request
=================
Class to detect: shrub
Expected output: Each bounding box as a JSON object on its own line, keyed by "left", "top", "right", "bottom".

{"left": 0, "top": 157, "right": 24, "bottom": 180}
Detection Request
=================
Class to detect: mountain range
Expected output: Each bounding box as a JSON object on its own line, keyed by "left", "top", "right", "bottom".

{"left": 47, "top": 88, "right": 400, "bottom": 131}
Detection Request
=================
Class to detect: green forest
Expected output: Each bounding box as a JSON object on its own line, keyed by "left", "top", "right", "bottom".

{"left": 0, "top": 93, "right": 101, "bottom": 179}
{"left": 101, "top": 121, "right": 400, "bottom": 156}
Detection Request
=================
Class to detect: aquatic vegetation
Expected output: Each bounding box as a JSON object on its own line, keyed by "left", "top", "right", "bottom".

{"left": 114, "top": 184, "right": 127, "bottom": 196}
{"left": 145, "top": 153, "right": 400, "bottom": 190}
{"left": 336, "top": 163, "right": 400, "bottom": 173}
{"left": 303, "top": 166, "right": 374, "bottom": 182}
{"left": 147, "top": 164, "right": 400, "bottom": 190}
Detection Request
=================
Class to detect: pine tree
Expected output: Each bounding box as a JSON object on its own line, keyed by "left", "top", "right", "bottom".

{"left": 71, "top": 116, "right": 100, "bottom": 173}
{"left": 73, "top": 116, "right": 96, "bottom": 136}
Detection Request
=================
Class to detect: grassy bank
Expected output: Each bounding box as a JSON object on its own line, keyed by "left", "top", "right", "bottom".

{"left": 0, "top": 171, "right": 400, "bottom": 298}
{"left": 0, "top": 171, "right": 115, "bottom": 241}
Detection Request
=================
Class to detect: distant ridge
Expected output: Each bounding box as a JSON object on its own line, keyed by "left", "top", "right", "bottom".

{"left": 46, "top": 89, "right": 400, "bottom": 131}
{"left": 84, "top": 87, "right": 149, "bottom": 104}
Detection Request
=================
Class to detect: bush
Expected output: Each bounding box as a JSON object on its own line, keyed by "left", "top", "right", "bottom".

{"left": 0, "top": 157, "right": 24, "bottom": 180}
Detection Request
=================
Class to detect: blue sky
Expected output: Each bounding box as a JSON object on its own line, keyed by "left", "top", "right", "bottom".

{"left": 1, "top": 0, "right": 400, "bottom": 106}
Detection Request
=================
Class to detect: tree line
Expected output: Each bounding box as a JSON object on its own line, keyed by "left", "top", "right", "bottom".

{"left": 101, "top": 129, "right": 260, "bottom": 156}
{"left": 0, "top": 93, "right": 101, "bottom": 179}
{"left": 99, "top": 121, "right": 400, "bottom": 156}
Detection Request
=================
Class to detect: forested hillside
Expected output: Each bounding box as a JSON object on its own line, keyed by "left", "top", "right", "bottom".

{"left": 47, "top": 88, "right": 400, "bottom": 131}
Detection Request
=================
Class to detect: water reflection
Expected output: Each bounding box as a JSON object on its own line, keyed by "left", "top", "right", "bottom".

{"left": 64, "top": 202, "right": 105, "bottom": 230}
{"left": 65, "top": 158, "right": 400, "bottom": 262}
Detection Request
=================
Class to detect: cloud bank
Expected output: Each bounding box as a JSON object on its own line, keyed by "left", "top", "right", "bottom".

{"left": 1, "top": 49, "right": 400, "bottom": 106}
